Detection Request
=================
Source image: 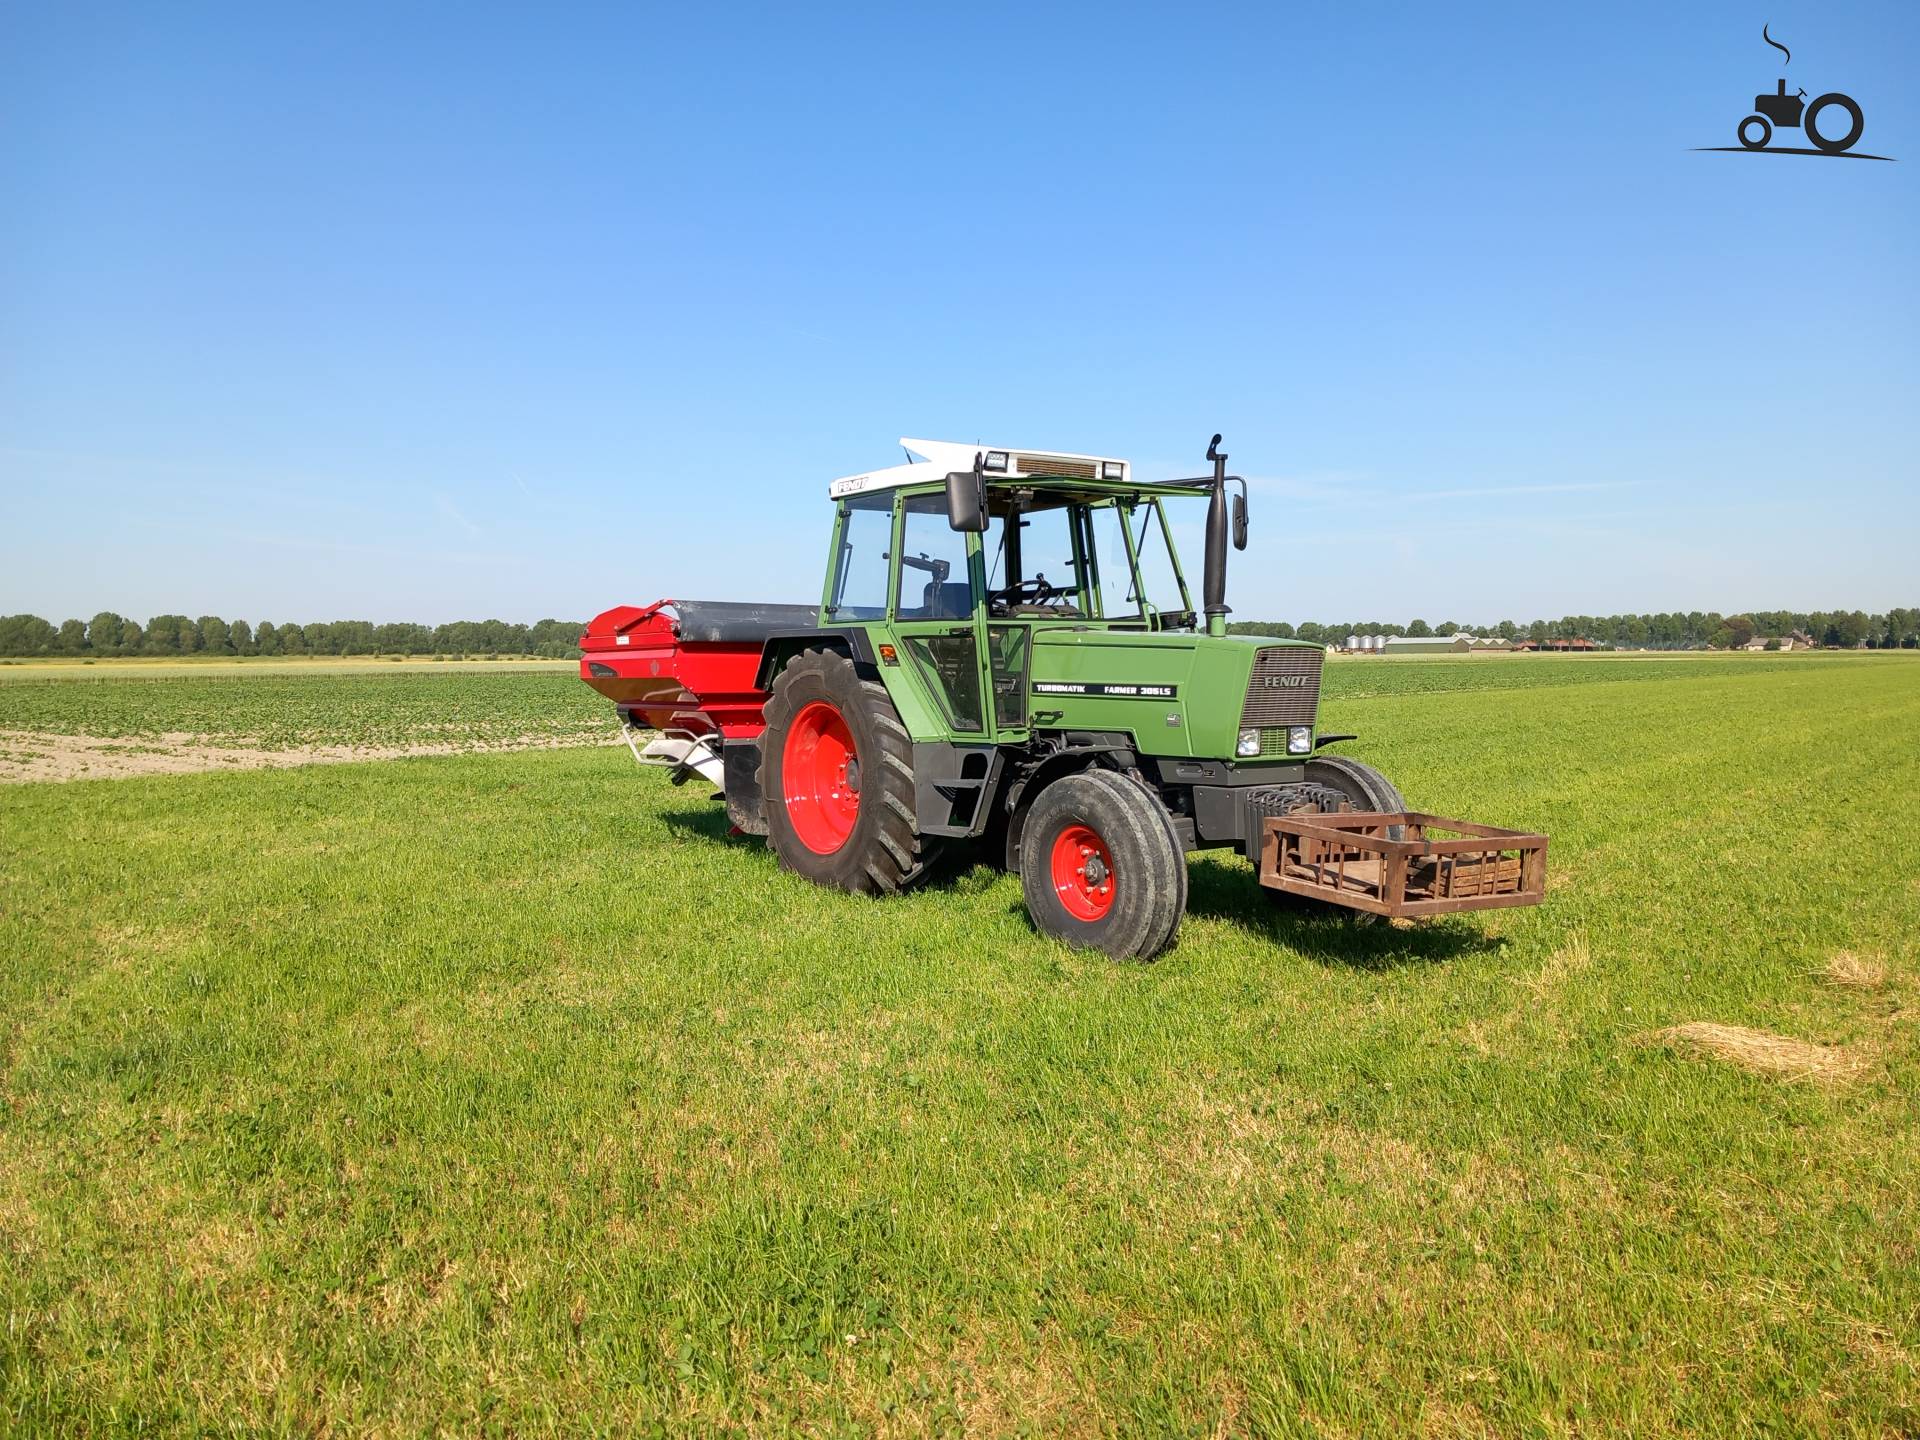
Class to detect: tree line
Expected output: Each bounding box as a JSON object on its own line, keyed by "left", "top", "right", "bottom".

{"left": 3, "top": 606, "right": 1917, "bottom": 659}
{"left": 1228, "top": 608, "right": 1920, "bottom": 650}
{"left": 0, "top": 613, "right": 587, "bottom": 659}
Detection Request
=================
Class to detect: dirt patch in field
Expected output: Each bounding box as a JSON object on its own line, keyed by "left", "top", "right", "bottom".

{"left": 0, "top": 728, "right": 618, "bottom": 784}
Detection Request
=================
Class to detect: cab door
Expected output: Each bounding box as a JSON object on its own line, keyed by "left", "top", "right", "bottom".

{"left": 888, "top": 491, "right": 991, "bottom": 737}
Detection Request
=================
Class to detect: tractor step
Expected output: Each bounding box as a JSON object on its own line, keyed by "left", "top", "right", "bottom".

{"left": 1257, "top": 812, "right": 1548, "bottom": 918}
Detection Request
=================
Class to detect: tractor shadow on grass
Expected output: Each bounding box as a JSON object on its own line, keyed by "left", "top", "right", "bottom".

{"left": 1182, "top": 856, "right": 1505, "bottom": 972}
{"left": 660, "top": 802, "right": 1013, "bottom": 902}
{"left": 660, "top": 806, "right": 1498, "bottom": 970}
{"left": 662, "top": 799, "right": 756, "bottom": 847}
{"left": 659, "top": 804, "right": 989, "bottom": 895}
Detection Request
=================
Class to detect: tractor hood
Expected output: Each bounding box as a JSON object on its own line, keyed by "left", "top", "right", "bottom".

{"left": 1027, "top": 628, "right": 1325, "bottom": 761}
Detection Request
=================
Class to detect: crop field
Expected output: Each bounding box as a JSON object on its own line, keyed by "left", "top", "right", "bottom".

{"left": 0, "top": 663, "right": 608, "bottom": 782}
{"left": 0, "top": 651, "right": 1836, "bottom": 756}
{"left": 2, "top": 654, "right": 1917, "bottom": 1434}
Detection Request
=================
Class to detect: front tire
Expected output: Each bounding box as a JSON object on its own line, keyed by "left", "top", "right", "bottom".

{"left": 1019, "top": 770, "right": 1186, "bottom": 960}
{"left": 1738, "top": 113, "right": 1771, "bottom": 150}
{"left": 760, "top": 647, "right": 929, "bottom": 895}
{"left": 1303, "top": 754, "right": 1408, "bottom": 823}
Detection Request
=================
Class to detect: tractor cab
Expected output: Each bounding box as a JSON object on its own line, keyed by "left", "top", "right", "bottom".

{"left": 824, "top": 444, "right": 1201, "bottom": 634}
{"left": 820, "top": 439, "right": 1245, "bottom": 741}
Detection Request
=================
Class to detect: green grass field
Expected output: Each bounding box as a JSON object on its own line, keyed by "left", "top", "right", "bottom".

{"left": 3, "top": 656, "right": 1917, "bottom": 1434}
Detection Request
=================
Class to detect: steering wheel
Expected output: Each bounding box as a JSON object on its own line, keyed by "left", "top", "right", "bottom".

{"left": 989, "top": 577, "right": 1057, "bottom": 611}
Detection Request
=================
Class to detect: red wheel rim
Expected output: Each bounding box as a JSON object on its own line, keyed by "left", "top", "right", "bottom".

{"left": 782, "top": 701, "right": 860, "bottom": 854}
{"left": 1050, "top": 823, "right": 1115, "bottom": 921}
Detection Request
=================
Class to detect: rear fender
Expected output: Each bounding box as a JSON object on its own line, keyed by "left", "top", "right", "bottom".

{"left": 754, "top": 629, "right": 875, "bottom": 692}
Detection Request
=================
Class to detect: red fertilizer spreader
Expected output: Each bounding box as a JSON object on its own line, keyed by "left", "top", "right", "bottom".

{"left": 578, "top": 599, "right": 817, "bottom": 787}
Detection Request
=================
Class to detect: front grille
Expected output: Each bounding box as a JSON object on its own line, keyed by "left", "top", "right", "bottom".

{"left": 1240, "top": 646, "right": 1324, "bottom": 728}
{"left": 1016, "top": 454, "right": 1096, "bottom": 480}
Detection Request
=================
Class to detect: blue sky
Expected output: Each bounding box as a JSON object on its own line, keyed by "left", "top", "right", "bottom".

{"left": 3, "top": 1, "right": 1915, "bottom": 625}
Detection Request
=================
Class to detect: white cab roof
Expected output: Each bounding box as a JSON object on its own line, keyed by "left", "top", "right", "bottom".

{"left": 827, "top": 439, "right": 1130, "bottom": 499}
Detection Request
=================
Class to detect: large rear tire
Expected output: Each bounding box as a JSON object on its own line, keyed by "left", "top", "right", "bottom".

{"left": 760, "top": 648, "right": 930, "bottom": 895}
{"left": 1019, "top": 770, "right": 1186, "bottom": 960}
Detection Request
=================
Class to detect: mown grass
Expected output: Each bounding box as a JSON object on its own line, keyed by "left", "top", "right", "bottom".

{"left": 2, "top": 657, "right": 1917, "bottom": 1434}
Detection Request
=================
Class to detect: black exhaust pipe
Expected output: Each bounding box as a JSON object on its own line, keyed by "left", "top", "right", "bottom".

{"left": 1203, "top": 433, "right": 1229, "bottom": 636}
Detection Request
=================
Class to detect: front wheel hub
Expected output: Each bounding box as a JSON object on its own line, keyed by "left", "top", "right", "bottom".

{"left": 1050, "top": 823, "right": 1116, "bottom": 922}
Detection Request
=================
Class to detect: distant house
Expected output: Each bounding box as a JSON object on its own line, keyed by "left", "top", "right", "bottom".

{"left": 1746, "top": 631, "right": 1815, "bottom": 652}
{"left": 1515, "top": 637, "right": 1598, "bottom": 652}
{"left": 1382, "top": 635, "right": 1473, "bottom": 655}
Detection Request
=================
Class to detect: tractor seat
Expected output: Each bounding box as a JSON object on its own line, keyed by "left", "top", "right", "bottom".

{"left": 922, "top": 581, "right": 974, "bottom": 619}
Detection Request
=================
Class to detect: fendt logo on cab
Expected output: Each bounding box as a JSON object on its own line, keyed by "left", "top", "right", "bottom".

{"left": 1262, "top": 674, "right": 1310, "bottom": 689}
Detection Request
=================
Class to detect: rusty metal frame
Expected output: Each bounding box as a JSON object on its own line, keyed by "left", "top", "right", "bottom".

{"left": 1257, "top": 812, "right": 1549, "bottom": 918}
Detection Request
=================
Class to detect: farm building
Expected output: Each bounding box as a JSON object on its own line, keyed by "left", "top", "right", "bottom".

{"left": 1744, "top": 631, "right": 1817, "bottom": 652}
{"left": 1350, "top": 633, "right": 1509, "bottom": 655}
{"left": 1513, "top": 637, "right": 1600, "bottom": 652}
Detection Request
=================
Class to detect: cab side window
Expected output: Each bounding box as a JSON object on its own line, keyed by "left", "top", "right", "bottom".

{"left": 894, "top": 493, "right": 975, "bottom": 619}
{"left": 1132, "top": 503, "right": 1190, "bottom": 619}
{"left": 827, "top": 492, "right": 893, "bottom": 619}
{"left": 1083, "top": 502, "right": 1143, "bottom": 620}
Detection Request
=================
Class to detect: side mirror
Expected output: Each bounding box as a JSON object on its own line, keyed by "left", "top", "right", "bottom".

{"left": 1231, "top": 492, "right": 1248, "bottom": 551}
{"left": 945, "top": 454, "right": 988, "bottom": 533}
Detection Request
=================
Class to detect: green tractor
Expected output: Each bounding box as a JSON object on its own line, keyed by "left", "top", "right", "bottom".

{"left": 583, "top": 435, "right": 1424, "bottom": 959}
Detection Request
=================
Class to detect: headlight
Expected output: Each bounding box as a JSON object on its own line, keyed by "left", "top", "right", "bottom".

{"left": 1101, "top": 460, "right": 1125, "bottom": 480}
{"left": 1236, "top": 728, "right": 1261, "bottom": 757}
{"left": 1288, "top": 726, "right": 1313, "bottom": 754}
{"left": 983, "top": 450, "right": 1010, "bottom": 472}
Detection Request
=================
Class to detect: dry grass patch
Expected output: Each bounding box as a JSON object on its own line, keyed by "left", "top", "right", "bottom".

{"left": 1822, "top": 950, "right": 1888, "bottom": 991}
{"left": 1840, "top": 1316, "right": 1914, "bottom": 1374}
{"left": 1642, "top": 1022, "right": 1867, "bottom": 1084}
{"left": 1521, "top": 933, "right": 1591, "bottom": 995}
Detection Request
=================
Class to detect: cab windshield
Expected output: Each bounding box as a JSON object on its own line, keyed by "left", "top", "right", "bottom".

{"left": 982, "top": 493, "right": 1190, "bottom": 623}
